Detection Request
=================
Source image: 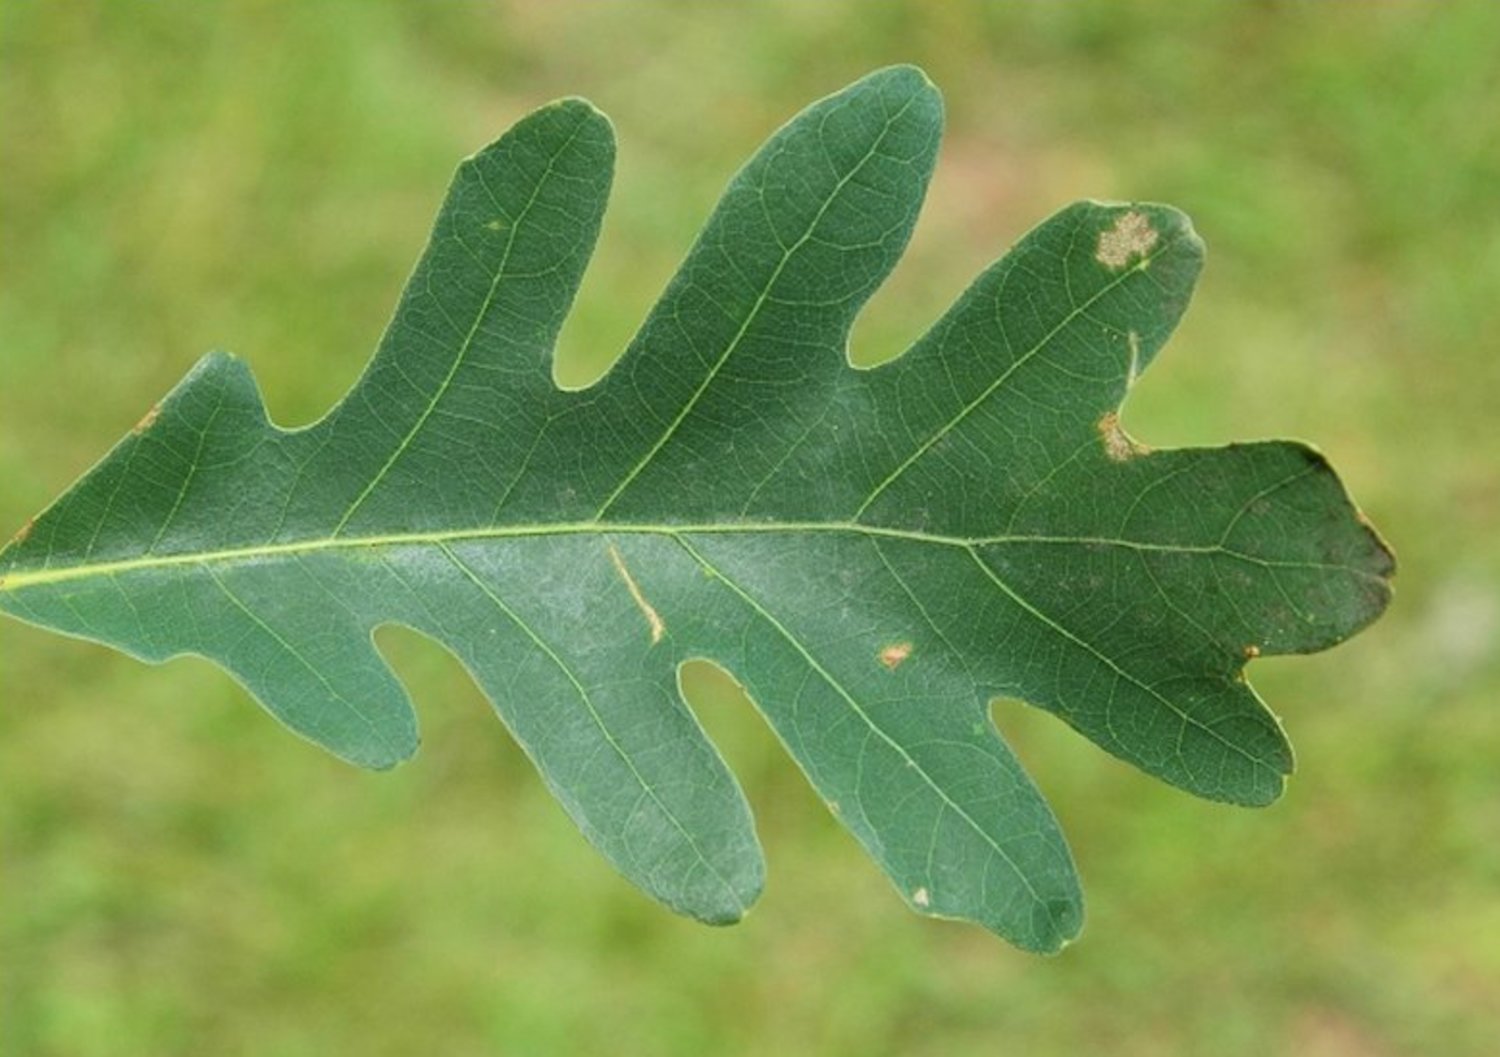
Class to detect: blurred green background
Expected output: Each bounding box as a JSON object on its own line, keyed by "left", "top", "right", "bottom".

{"left": 2, "top": 2, "right": 1498, "bottom": 1054}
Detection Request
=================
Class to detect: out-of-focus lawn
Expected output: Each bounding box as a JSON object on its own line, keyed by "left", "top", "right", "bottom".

{"left": 2, "top": 2, "right": 1497, "bottom": 1054}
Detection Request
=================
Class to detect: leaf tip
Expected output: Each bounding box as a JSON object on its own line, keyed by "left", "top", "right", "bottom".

{"left": 676, "top": 860, "right": 765, "bottom": 929}
{"left": 336, "top": 724, "right": 421, "bottom": 773}
{"left": 546, "top": 95, "right": 611, "bottom": 127}
{"left": 1028, "top": 896, "right": 1085, "bottom": 955}
{"left": 1355, "top": 507, "right": 1398, "bottom": 584}
{"left": 462, "top": 95, "right": 616, "bottom": 171}
{"left": 855, "top": 63, "right": 943, "bottom": 121}
{"left": 1292, "top": 442, "right": 1398, "bottom": 629}
{"left": 867, "top": 62, "right": 937, "bottom": 92}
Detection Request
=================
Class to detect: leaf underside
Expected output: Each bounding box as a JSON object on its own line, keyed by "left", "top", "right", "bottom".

{"left": 0, "top": 66, "right": 1392, "bottom": 952}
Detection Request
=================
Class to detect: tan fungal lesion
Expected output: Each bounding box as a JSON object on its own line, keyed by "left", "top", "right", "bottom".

{"left": 1095, "top": 210, "right": 1158, "bottom": 270}
{"left": 1243, "top": 644, "right": 1262, "bottom": 660}
{"left": 878, "top": 641, "right": 913, "bottom": 670}
{"left": 132, "top": 403, "right": 161, "bottom": 434}
{"left": 607, "top": 543, "right": 665, "bottom": 645}
{"left": 913, "top": 886, "right": 931, "bottom": 908}
{"left": 1097, "top": 412, "right": 1149, "bottom": 462}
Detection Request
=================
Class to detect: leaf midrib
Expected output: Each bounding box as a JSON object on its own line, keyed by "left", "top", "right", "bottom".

{"left": 0, "top": 519, "right": 1382, "bottom": 593}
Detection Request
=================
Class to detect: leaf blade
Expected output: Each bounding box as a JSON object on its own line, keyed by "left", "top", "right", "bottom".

{"left": 0, "top": 65, "right": 1393, "bottom": 948}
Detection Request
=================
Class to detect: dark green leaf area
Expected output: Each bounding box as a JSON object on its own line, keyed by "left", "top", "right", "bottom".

{"left": 0, "top": 67, "right": 1392, "bottom": 952}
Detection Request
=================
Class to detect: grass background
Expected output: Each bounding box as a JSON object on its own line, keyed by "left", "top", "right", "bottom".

{"left": 3, "top": 2, "right": 1498, "bottom": 1054}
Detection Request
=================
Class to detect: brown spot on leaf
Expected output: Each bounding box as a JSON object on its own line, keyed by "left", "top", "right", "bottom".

{"left": 1095, "top": 210, "right": 1159, "bottom": 270}
{"left": 1244, "top": 644, "right": 1261, "bottom": 660}
{"left": 1097, "top": 412, "right": 1149, "bottom": 462}
{"left": 879, "top": 641, "right": 913, "bottom": 670}
{"left": 133, "top": 403, "right": 161, "bottom": 434}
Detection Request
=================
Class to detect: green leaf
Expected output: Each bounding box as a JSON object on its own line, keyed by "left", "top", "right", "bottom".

{"left": 0, "top": 66, "right": 1392, "bottom": 952}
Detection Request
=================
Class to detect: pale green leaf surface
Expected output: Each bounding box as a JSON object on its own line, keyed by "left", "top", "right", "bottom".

{"left": 0, "top": 66, "right": 1392, "bottom": 952}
